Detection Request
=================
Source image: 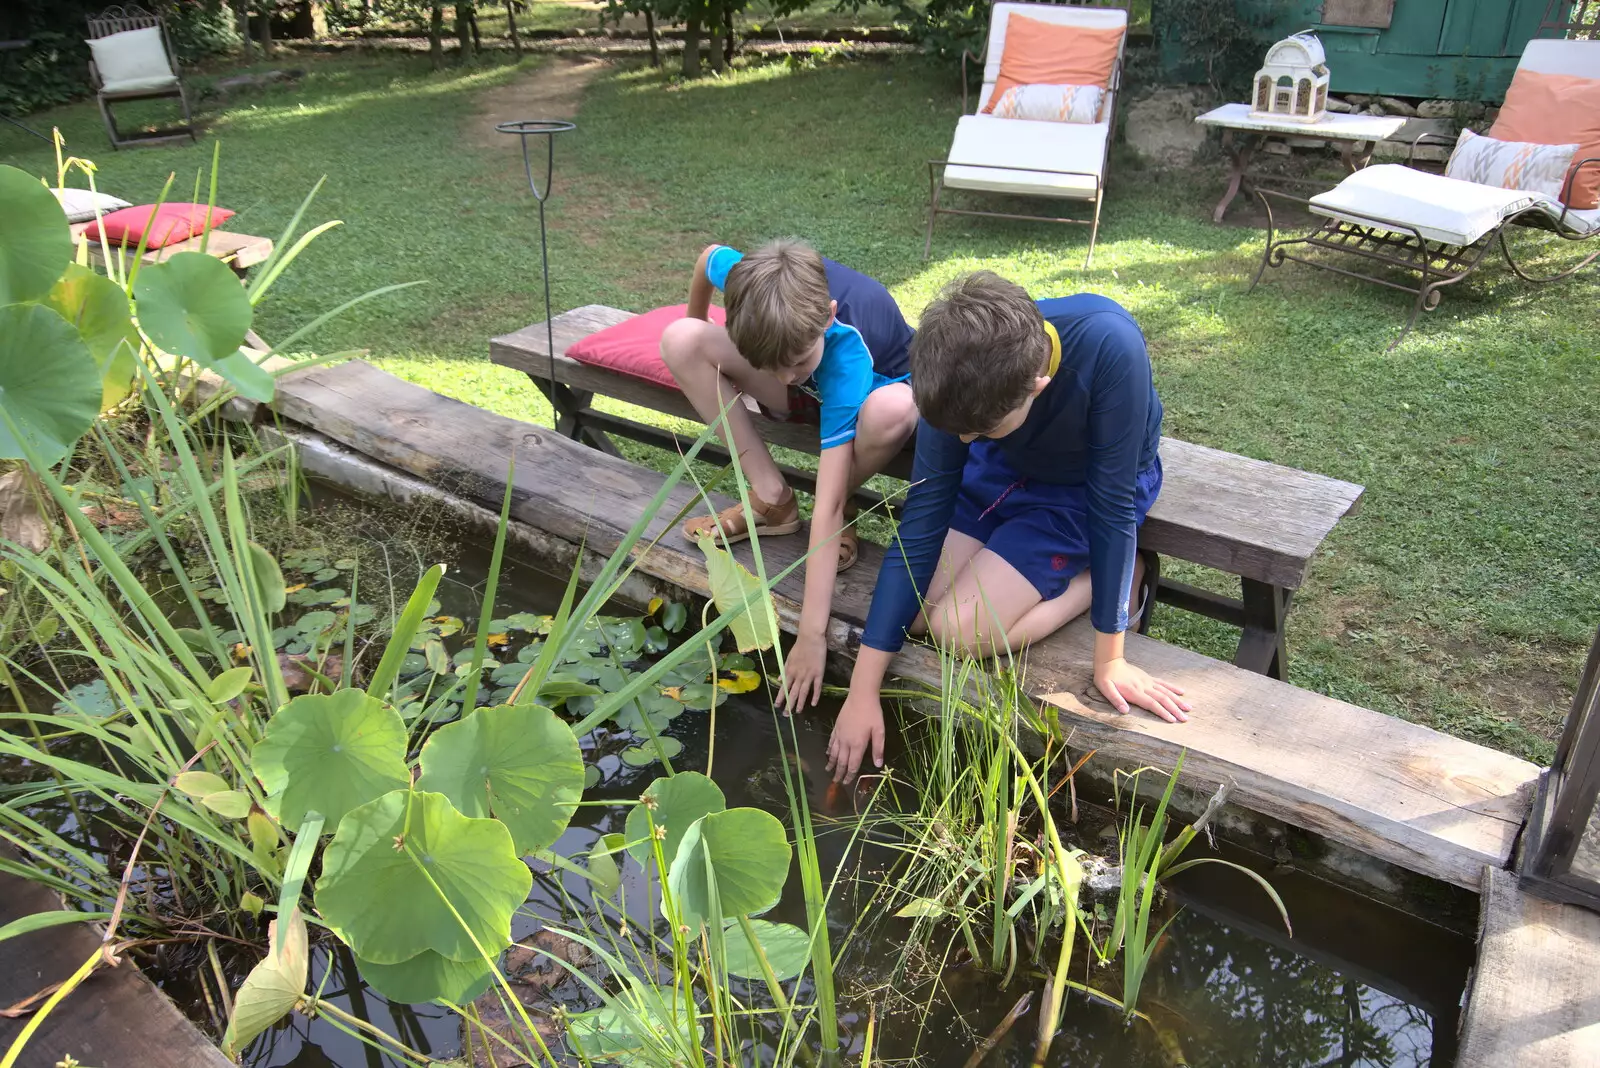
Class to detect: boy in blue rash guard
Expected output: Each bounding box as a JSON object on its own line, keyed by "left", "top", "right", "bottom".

{"left": 661, "top": 239, "right": 918, "bottom": 713}
{"left": 826, "top": 272, "right": 1191, "bottom": 784}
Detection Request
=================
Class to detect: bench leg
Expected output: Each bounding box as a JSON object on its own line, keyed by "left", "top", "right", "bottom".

{"left": 1236, "top": 578, "right": 1291, "bottom": 680}
{"left": 526, "top": 374, "right": 621, "bottom": 457}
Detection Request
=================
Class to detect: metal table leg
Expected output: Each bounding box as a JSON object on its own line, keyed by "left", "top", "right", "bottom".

{"left": 1236, "top": 578, "right": 1292, "bottom": 681}
{"left": 1213, "top": 131, "right": 1262, "bottom": 223}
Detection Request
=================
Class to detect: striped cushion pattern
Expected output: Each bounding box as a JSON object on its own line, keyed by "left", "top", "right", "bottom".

{"left": 990, "top": 83, "right": 1105, "bottom": 124}
{"left": 1445, "top": 128, "right": 1579, "bottom": 201}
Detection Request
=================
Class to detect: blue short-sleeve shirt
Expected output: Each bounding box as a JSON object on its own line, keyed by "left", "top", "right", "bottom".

{"left": 706, "top": 245, "right": 912, "bottom": 450}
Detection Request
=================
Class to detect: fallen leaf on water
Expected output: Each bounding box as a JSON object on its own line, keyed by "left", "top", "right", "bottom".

{"left": 717, "top": 670, "right": 761, "bottom": 694}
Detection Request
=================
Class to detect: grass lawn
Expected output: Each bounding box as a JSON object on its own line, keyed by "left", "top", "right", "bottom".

{"left": 5, "top": 49, "right": 1597, "bottom": 765}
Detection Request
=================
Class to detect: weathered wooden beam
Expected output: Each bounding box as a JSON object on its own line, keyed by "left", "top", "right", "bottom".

{"left": 269, "top": 360, "right": 1536, "bottom": 891}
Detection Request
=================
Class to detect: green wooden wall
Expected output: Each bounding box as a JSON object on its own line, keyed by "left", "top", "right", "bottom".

{"left": 1162, "top": 0, "right": 1554, "bottom": 101}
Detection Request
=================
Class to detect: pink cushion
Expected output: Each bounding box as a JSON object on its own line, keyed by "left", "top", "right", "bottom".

{"left": 82, "top": 203, "right": 235, "bottom": 248}
{"left": 564, "top": 304, "right": 725, "bottom": 389}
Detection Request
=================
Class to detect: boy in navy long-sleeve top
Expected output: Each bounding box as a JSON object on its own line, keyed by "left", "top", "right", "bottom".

{"left": 827, "top": 272, "right": 1192, "bottom": 783}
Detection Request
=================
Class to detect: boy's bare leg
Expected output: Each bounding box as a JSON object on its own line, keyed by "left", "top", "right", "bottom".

{"left": 930, "top": 554, "right": 1147, "bottom": 652}
{"left": 847, "top": 383, "right": 918, "bottom": 490}
{"left": 907, "top": 529, "right": 984, "bottom": 637}
{"left": 660, "top": 318, "right": 791, "bottom": 502}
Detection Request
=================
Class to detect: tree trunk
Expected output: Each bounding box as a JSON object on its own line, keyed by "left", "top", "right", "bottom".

{"left": 681, "top": 11, "right": 701, "bottom": 77}
{"left": 233, "top": 0, "right": 254, "bottom": 56}
{"left": 644, "top": 5, "right": 659, "bottom": 68}
{"left": 503, "top": 0, "right": 521, "bottom": 56}
{"left": 723, "top": 5, "right": 734, "bottom": 64}
{"left": 455, "top": 2, "right": 475, "bottom": 62}
{"left": 429, "top": 3, "right": 444, "bottom": 67}
{"left": 467, "top": 3, "right": 481, "bottom": 50}
{"left": 258, "top": 0, "right": 274, "bottom": 55}
{"left": 708, "top": 15, "right": 725, "bottom": 74}
{"left": 359, "top": 0, "right": 370, "bottom": 25}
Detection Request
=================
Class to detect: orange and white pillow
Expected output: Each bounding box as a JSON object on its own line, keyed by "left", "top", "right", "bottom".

{"left": 1489, "top": 68, "right": 1600, "bottom": 209}
{"left": 990, "top": 83, "right": 1105, "bottom": 123}
{"left": 981, "top": 14, "right": 1123, "bottom": 116}
{"left": 1445, "top": 128, "right": 1578, "bottom": 201}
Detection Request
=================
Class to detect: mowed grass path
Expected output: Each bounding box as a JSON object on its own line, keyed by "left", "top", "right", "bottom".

{"left": 5, "top": 51, "right": 1597, "bottom": 763}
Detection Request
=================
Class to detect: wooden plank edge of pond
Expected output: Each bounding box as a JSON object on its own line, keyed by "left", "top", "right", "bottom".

{"left": 0, "top": 850, "right": 233, "bottom": 1068}
{"left": 266, "top": 360, "right": 1540, "bottom": 892}
{"left": 1456, "top": 865, "right": 1600, "bottom": 1067}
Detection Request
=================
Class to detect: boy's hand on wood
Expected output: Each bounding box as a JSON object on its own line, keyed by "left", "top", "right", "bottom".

{"left": 1094, "top": 657, "right": 1191, "bottom": 723}
{"left": 826, "top": 691, "right": 885, "bottom": 784}
{"left": 777, "top": 633, "right": 827, "bottom": 714}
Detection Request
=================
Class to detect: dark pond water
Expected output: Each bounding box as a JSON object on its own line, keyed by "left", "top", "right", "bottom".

{"left": 1, "top": 492, "right": 1472, "bottom": 1068}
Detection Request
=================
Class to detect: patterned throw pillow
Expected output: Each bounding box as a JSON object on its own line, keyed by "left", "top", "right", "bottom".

{"left": 1445, "top": 128, "right": 1579, "bottom": 201}
{"left": 990, "top": 83, "right": 1105, "bottom": 124}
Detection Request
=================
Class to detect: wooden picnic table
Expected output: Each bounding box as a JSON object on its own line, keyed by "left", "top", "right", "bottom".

{"left": 1195, "top": 103, "right": 1409, "bottom": 223}
{"left": 69, "top": 222, "right": 273, "bottom": 279}
{"left": 490, "top": 305, "right": 1367, "bottom": 681}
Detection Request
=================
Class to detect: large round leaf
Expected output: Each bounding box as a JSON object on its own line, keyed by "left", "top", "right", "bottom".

{"left": 133, "top": 251, "right": 251, "bottom": 366}
{"left": 667, "top": 807, "right": 791, "bottom": 928}
{"left": 0, "top": 304, "right": 100, "bottom": 464}
{"left": 623, "top": 771, "right": 725, "bottom": 872}
{"left": 251, "top": 689, "right": 409, "bottom": 827}
{"left": 0, "top": 165, "right": 70, "bottom": 304}
{"left": 221, "top": 908, "right": 307, "bottom": 1057}
{"left": 356, "top": 949, "right": 493, "bottom": 1005}
{"left": 723, "top": 919, "right": 810, "bottom": 982}
{"left": 415, "top": 703, "right": 584, "bottom": 856}
{"left": 43, "top": 264, "right": 138, "bottom": 410}
{"left": 316, "top": 790, "right": 531, "bottom": 965}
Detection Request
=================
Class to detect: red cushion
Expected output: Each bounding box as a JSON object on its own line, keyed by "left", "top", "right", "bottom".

{"left": 564, "top": 304, "right": 724, "bottom": 389}
{"left": 82, "top": 203, "right": 236, "bottom": 249}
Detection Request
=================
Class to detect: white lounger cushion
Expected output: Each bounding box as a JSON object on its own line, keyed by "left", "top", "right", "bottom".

{"left": 1309, "top": 164, "right": 1598, "bottom": 246}
{"left": 944, "top": 114, "right": 1107, "bottom": 199}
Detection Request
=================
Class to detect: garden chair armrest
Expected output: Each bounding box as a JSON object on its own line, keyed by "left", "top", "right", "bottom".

{"left": 1407, "top": 131, "right": 1456, "bottom": 170}
{"left": 1557, "top": 156, "right": 1600, "bottom": 226}
{"left": 960, "top": 48, "right": 983, "bottom": 114}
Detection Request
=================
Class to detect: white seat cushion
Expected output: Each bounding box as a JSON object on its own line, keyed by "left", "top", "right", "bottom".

{"left": 944, "top": 114, "right": 1107, "bottom": 200}
{"left": 1566, "top": 206, "right": 1600, "bottom": 235}
{"left": 50, "top": 187, "right": 132, "bottom": 224}
{"left": 1310, "top": 164, "right": 1559, "bottom": 246}
{"left": 88, "top": 26, "right": 177, "bottom": 95}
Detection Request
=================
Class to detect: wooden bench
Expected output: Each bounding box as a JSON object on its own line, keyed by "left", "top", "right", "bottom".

{"left": 265, "top": 360, "right": 1540, "bottom": 891}
{"left": 490, "top": 305, "right": 1366, "bottom": 682}
{"left": 69, "top": 222, "right": 274, "bottom": 280}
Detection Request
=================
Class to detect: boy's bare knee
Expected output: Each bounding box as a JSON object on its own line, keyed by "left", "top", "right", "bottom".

{"left": 857, "top": 384, "right": 919, "bottom": 448}
{"left": 659, "top": 317, "right": 707, "bottom": 370}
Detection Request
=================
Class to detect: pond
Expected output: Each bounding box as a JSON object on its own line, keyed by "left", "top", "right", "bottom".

{"left": 0, "top": 484, "right": 1471, "bottom": 1068}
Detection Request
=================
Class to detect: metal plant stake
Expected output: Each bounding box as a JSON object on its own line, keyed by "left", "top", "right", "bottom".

{"left": 497, "top": 118, "right": 576, "bottom": 415}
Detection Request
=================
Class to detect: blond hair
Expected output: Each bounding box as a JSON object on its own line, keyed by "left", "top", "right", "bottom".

{"left": 724, "top": 239, "right": 832, "bottom": 371}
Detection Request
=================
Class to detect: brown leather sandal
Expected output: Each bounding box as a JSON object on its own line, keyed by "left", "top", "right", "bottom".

{"left": 682, "top": 485, "right": 802, "bottom": 545}
{"left": 836, "top": 504, "right": 860, "bottom": 572}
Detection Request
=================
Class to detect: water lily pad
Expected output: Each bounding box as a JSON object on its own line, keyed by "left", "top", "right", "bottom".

{"left": 623, "top": 772, "right": 725, "bottom": 871}
{"left": 133, "top": 251, "right": 251, "bottom": 368}
{"left": 424, "top": 640, "right": 449, "bottom": 676}
{"left": 612, "top": 692, "right": 685, "bottom": 733}
{"left": 355, "top": 950, "right": 493, "bottom": 1005}
{"left": 251, "top": 689, "right": 409, "bottom": 827}
{"left": 430, "top": 615, "right": 464, "bottom": 638}
{"left": 312, "top": 568, "right": 341, "bottom": 583}
{"left": 720, "top": 654, "right": 756, "bottom": 673}
{"left": 0, "top": 304, "right": 100, "bottom": 465}
{"left": 583, "top": 764, "right": 601, "bottom": 790}
{"left": 723, "top": 919, "right": 810, "bottom": 982}
{"left": 491, "top": 661, "right": 530, "bottom": 688}
{"left": 667, "top": 683, "right": 719, "bottom": 711}
{"left": 416, "top": 704, "right": 584, "bottom": 856}
{"left": 661, "top": 601, "right": 688, "bottom": 633}
{"left": 53, "top": 678, "right": 117, "bottom": 718}
{"left": 588, "top": 832, "right": 624, "bottom": 900}
{"left": 667, "top": 808, "right": 790, "bottom": 927}
{"left": 316, "top": 789, "right": 531, "bottom": 965}
{"left": 516, "top": 641, "right": 544, "bottom": 664}
{"left": 717, "top": 670, "right": 761, "bottom": 695}
{"left": 500, "top": 612, "right": 547, "bottom": 633}
{"left": 620, "top": 736, "right": 683, "bottom": 768}
{"left": 601, "top": 618, "right": 647, "bottom": 659}
{"left": 43, "top": 264, "right": 138, "bottom": 410}
{"left": 296, "top": 610, "right": 338, "bottom": 636}
{"left": 643, "top": 626, "right": 670, "bottom": 654}
{"left": 0, "top": 165, "right": 70, "bottom": 304}
{"left": 567, "top": 982, "right": 699, "bottom": 1062}
{"left": 221, "top": 908, "right": 307, "bottom": 1057}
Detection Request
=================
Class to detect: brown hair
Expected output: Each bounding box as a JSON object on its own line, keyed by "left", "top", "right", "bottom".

{"left": 909, "top": 271, "right": 1049, "bottom": 436}
{"left": 723, "top": 239, "right": 833, "bottom": 371}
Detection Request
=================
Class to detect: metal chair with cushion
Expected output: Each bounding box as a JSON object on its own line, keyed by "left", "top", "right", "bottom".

{"left": 85, "top": 5, "right": 196, "bottom": 149}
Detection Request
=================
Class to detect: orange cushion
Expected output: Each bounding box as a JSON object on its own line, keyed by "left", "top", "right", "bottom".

{"left": 81, "top": 203, "right": 236, "bottom": 248}
{"left": 1489, "top": 69, "right": 1600, "bottom": 209}
{"left": 982, "top": 14, "right": 1124, "bottom": 116}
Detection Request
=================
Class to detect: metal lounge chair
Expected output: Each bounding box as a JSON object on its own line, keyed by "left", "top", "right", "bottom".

{"left": 1249, "top": 36, "right": 1599, "bottom": 349}
{"left": 924, "top": 1, "right": 1128, "bottom": 267}
{"left": 85, "top": 5, "right": 196, "bottom": 149}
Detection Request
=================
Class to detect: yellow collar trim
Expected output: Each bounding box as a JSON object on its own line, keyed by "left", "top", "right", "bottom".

{"left": 1044, "top": 320, "right": 1061, "bottom": 379}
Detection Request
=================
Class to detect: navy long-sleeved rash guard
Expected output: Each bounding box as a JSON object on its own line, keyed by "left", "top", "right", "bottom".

{"left": 860, "top": 294, "right": 1163, "bottom": 653}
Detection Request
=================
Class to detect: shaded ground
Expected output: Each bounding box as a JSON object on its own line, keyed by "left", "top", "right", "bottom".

{"left": 5, "top": 51, "right": 1596, "bottom": 765}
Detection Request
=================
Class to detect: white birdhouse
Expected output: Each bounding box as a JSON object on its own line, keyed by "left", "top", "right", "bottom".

{"left": 1250, "top": 33, "right": 1330, "bottom": 124}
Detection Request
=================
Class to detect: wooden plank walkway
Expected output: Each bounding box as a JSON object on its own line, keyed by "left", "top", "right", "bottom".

{"left": 270, "top": 360, "right": 1540, "bottom": 891}
{"left": 1457, "top": 866, "right": 1600, "bottom": 1067}
{"left": 0, "top": 857, "right": 232, "bottom": 1067}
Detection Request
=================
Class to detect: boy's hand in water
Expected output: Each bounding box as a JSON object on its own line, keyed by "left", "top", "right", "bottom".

{"left": 777, "top": 631, "right": 827, "bottom": 714}
{"left": 826, "top": 689, "right": 885, "bottom": 784}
